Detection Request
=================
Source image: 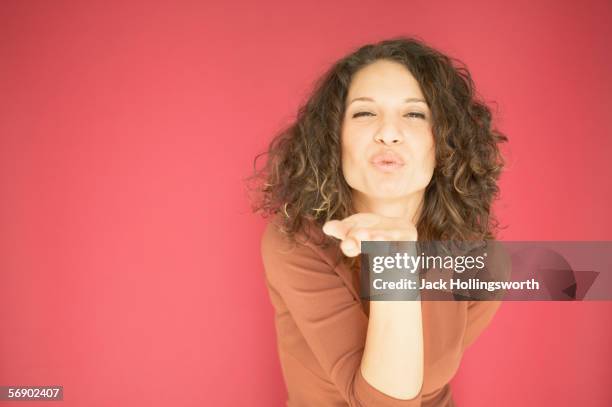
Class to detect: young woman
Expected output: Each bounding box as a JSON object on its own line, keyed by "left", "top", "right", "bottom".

{"left": 250, "top": 36, "right": 508, "bottom": 406}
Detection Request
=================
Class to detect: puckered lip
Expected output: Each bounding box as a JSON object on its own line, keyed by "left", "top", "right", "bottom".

{"left": 370, "top": 150, "right": 405, "bottom": 165}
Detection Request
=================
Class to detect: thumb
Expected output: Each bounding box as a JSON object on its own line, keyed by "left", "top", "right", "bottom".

{"left": 322, "top": 220, "right": 348, "bottom": 240}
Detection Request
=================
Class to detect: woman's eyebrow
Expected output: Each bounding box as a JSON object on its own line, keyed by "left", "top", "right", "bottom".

{"left": 347, "top": 96, "right": 428, "bottom": 106}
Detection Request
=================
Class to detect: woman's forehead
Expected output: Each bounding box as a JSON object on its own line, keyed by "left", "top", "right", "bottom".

{"left": 347, "top": 60, "right": 425, "bottom": 105}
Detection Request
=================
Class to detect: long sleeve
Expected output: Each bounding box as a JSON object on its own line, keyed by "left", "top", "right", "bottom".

{"left": 462, "top": 300, "right": 502, "bottom": 349}
{"left": 460, "top": 241, "right": 506, "bottom": 349}
{"left": 261, "top": 220, "right": 423, "bottom": 407}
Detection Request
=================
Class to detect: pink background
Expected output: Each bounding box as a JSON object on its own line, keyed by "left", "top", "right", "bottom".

{"left": 1, "top": 0, "right": 611, "bottom": 406}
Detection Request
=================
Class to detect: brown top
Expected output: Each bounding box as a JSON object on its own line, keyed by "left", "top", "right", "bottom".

{"left": 261, "top": 216, "right": 501, "bottom": 407}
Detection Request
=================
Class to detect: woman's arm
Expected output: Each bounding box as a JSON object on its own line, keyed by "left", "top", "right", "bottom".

{"left": 323, "top": 213, "right": 424, "bottom": 400}
{"left": 262, "top": 218, "right": 424, "bottom": 406}
{"left": 361, "top": 300, "right": 424, "bottom": 399}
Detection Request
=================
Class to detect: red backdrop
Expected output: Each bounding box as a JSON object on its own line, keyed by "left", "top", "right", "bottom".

{"left": 1, "top": 1, "right": 611, "bottom": 406}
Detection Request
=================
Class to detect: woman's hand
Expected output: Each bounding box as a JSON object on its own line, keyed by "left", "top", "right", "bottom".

{"left": 322, "top": 213, "right": 418, "bottom": 257}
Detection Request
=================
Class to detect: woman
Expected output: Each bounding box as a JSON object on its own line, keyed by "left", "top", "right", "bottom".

{"left": 249, "top": 36, "right": 508, "bottom": 406}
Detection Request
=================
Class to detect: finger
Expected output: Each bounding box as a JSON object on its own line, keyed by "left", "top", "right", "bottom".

{"left": 322, "top": 220, "right": 350, "bottom": 240}
{"left": 347, "top": 227, "right": 371, "bottom": 243}
{"left": 341, "top": 212, "right": 380, "bottom": 229}
{"left": 340, "top": 237, "right": 360, "bottom": 257}
{"left": 388, "top": 229, "right": 403, "bottom": 240}
{"left": 342, "top": 227, "right": 369, "bottom": 257}
{"left": 371, "top": 234, "right": 386, "bottom": 241}
{"left": 328, "top": 213, "right": 380, "bottom": 243}
{"left": 369, "top": 230, "right": 389, "bottom": 241}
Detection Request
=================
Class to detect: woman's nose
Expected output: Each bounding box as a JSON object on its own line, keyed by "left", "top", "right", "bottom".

{"left": 374, "top": 120, "right": 404, "bottom": 145}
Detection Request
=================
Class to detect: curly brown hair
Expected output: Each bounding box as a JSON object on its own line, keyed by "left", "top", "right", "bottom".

{"left": 246, "top": 36, "right": 508, "bottom": 253}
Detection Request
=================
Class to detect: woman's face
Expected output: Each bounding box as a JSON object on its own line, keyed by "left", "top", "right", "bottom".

{"left": 341, "top": 59, "right": 436, "bottom": 205}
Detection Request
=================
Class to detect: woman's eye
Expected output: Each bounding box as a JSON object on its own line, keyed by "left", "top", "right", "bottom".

{"left": 352, "top": 111, "right": 374, "bottom": 118}
{"left": 405, "top": 112, "right": 426, "bottom": 119}
{"left": 352, "top": 111, "right": 426, "bottom": 119}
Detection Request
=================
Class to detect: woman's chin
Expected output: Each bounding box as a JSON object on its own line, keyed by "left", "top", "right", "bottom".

{"left": 366, "top": 189, "right": 412, "bottom": 200}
